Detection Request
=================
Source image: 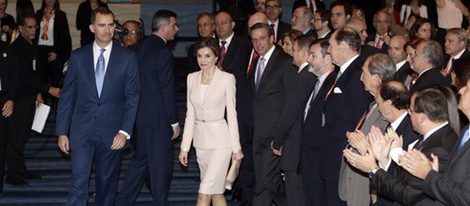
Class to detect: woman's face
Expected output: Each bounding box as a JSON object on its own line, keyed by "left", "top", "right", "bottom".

{"left": 45, "top": 0, "right": 56, "bottom": 8}
{"left": 282, "top": 36, "right": 294, "bottom": 56}
{"left": 416, "top": 23, "right": 432, "bottom": 40}
{"left": 197, "top": 47, "right": 218, "bottom": 71}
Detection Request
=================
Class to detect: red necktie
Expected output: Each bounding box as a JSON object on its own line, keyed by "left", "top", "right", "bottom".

{"left": 217, "top": 40, "right": 227, "bottom": 68}
{"left": 247, "top": 50, "right": 259, "bottom": 76}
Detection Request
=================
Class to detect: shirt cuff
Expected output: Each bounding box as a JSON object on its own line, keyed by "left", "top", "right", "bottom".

{"left": 119, "top": 130, "right": 131, "bottom": 140}
{"left": 389, "top": 147, "right": 404, "bottom": 166}
{"left": 171, "top": 122, "right": 179, "bottom": 128}
{"left": 379, "top": 158, "right": 392, "bottom": 171}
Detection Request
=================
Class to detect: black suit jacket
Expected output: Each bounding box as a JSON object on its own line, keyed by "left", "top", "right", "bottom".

{"left": 371, "top": 124, "right": 458, "bottom": 205}
{"left": 35, "top": 9, "right": 72, "bottom": 65}
{"left": 421, "top": 125, "right": 470, "bottom": 206}
{"left": 7, "top": 35, "right": 49, "bottom": 97}
{"left": 394, "top": 62, "right": 415, "bottom": 84}
{"left": 395, "top": 114, "right": 420, "bottom": 149}
{"left": 277, "top": 20, "right": 291, "bottom": 43}
{"left": 0, "top": 41, "right": 19, "bottom": 101}
{"left": 321, "top": 56, "right": 373, "bottom": 181}
{"left": 301, "top": 70, "right": 338, "bottom": 176}
{"left": 135, "top": 35, "right": 178, "bottom": 127}
{"left": 410, "top": 68, "right": 451, "bottom": 95}
{"left": 272, "top": 65, "right": 316, "bottom": 170}
{"left": 252, "top": 47, "right": 298, "bottom": 147}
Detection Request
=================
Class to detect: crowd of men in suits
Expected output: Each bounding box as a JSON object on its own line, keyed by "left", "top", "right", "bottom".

{"left": 2, "top": 0, "right": 470, "bottom": 205}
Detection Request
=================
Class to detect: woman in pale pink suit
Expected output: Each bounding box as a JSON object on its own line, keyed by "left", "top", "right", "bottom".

{"left": 179, "top": 37, "right": 243, "bottom": 206}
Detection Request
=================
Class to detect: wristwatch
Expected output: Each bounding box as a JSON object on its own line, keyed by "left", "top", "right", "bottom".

{"left": 368, "top": 168, "right": 379, "bottom": 179}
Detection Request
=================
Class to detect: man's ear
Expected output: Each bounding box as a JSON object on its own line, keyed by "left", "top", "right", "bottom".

{"left": 89, "top": 24, "right": 95, "bottom": 34}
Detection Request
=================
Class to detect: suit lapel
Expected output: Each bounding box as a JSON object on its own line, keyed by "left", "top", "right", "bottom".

{"left": 256, "top": 48, "right": 279, "bottom": 91}
{"left": 85, "top": 45, "right": 99, "bottom": 99}
{"left": 100, "top": 43, "right": 119, "bottom": 99}
{"left": 450, "top": 125, "right": 470, "bottom": 168}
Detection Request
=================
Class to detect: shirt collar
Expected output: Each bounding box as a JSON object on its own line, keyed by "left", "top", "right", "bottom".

{"left": 219, "top": 32, "right": 234, "bottom": 48}
{"left": 261, "top": 45, "right": 276, "bottom": 62}
{"left": 298, "top": 62, "right": 309, "bottom": 73}
{"left": 423, "top": 122, "right": 449, "bottom": 140}
{"left": 93, "top": 41, "right": 113, "bottom": 54}
{"left": 339, "top": 54, "right": 360, "bottom": 74}
{"left": 396, "top": 60, "right": 407, "bottom": 71}
{"left": 391, "top": 112, "right": 408, "bottom": 130}
{"left": 452, "top": 48, "right": 466, "bottom": 59}
{"left": 155, "top": 34, "right": 167, "bottom": 44}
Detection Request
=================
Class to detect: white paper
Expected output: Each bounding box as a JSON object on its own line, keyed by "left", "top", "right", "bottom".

{"left": 32, "top": 103, "right": 50, "bottom": 133}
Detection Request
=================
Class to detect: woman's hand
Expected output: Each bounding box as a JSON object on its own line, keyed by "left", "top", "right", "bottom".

{"left": 232, "top": 150, "right": 244, "bottom": 161}
{"left": 179, "top": 150, "right": 188, "bottom": 167}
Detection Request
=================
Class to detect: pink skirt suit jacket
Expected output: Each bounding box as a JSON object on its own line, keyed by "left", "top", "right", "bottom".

{"left": 180, "top": 68, "right": 242, "bottom": 194}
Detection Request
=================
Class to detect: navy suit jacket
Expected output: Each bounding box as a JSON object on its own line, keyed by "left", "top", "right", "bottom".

{"left": 410, "top": 68, "right": 451, "bottom": 95}
{"left": 56, "top": 42, "right": 140, "bottom": 147}
{"left": 135, "top": 35, "right": 178, "bottom": 128}
{"left": 322, "top": 56, "right": 373, "bottom": 181}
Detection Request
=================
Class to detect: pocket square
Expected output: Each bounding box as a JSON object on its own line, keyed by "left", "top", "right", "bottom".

{"left": 333, "top": 87, "right": 342, "bottom": 94}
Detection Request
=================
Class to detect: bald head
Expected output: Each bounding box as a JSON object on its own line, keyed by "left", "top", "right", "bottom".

{"left": 248, "top": 12, "right": 268, "bottom": 29}
{"left": 346, "top": 17, "right": 367, "bottom": 45}
{"left": 388, "top": 35, "right": 408, "bottom": 64}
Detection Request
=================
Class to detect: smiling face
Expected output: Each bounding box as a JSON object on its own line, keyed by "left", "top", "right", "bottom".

{"left": 251, "top": 27, "right": 274, "bottom": 56}
{"left": 197, "top": 47, "right": 218, "bottom": 71}
{"left": 198, "top": 15, "right": 214, "bottom": 38}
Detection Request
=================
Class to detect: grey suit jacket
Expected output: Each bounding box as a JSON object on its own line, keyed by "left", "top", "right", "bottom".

{"left": 338, "top": 105, "right": 389, "bottom": 206}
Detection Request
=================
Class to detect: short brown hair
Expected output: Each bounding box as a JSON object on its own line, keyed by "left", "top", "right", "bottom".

{"left": 194, "top": 37, "right": 220, "bottom": 57}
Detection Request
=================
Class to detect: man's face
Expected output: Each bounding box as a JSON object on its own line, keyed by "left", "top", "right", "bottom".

{"left": 255, "top": 0, "right": 266, "bottom": 13}
{"left": 349, "top": 20, "right": 368, "bottom": 45}
{"left": 215, "top": 12, "right": 235, "bottom": 39}
{"left": 293, "top": 41, "right": 308, "bottom": 66}
{"left": 376, "top": 94, "right": 392, "bottom": 121}
{"left": 412, "top": 42, "right": 427, "bottom": 72}
{"left": 291, "top": 7, "right": 306, "bottom": 31}
{"left": 164, "top": 17, "right": 179, "bottom": 41}
{"left": 122, "top": 22, "right": 139, "bottom": 47}
{"left": 388, "top": 36, "right": 407, "bottom": 64}
{"left": 251, "top": 27, "right": 274, "bottom": 56}
{"left": 90, "top": 13, "right": 116, "bottom": 45}
{"left": 312, "top": 12, "right": 323, "bottom": 31}
{"left": 19, "top": 17, "right": 37, "bottom": 42}
{"left": 360, "top": 58, "right": 380, "bottom": 95}
{"left": 445, "top": 33, "right": 465, "bottom": 57}
{"left": 328, "top": 32, "right": 343, "bottom": 65}
{"left": 266, "top": 0, "right": 282, "bottom": 22}
{"left": 331, "top": 5, "right": 349, "bottom": 30}
{"left": 308, "top": 44, "right": 328, "bottom": 75}
{"left": 198, "top": 15, "right": 214, "bottom": 38}
{"left": 0, "top": 0, "right": 7, "bottom": 13}
{"left": 373, "top": 12, "right": 390, "bottom": 36}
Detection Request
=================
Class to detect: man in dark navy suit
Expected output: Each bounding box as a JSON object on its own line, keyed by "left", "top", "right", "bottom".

{"left": 116, "top": 10, "right": 180, "bottom": 206}
{"left": 265, "top": 0, "right": 291, "bottom": 43}
{"left": 56, "top": 8, "right": 140, "bottom": 206}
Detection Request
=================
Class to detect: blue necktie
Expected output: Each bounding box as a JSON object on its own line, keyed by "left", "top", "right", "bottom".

{"left": 455, "top": 128, "right": 470, "bottom": 155}
{"left": 255, "top": 57, "right": 266, "bottom": 89}
{"left": 95, "top": 48, "right": 105, "bottom": 97}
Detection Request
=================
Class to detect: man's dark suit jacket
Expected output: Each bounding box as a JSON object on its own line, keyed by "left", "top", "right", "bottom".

{"left": 421, "top": 125, "right": 470, "bottom": 206}
{"left": 301, "top": 70, "right": 337, "bottom": 176}
{"left": 371, "top": 124, "right": 458, "bottom": 205}
{"left": 135, "top": 35, "right": 178, "bottom": 128}
{"left": 251, "top": 47, "right": 298, "bottom": 147}
{"left": 0, "top": 41, "right": 19, "bottom": 100}
{"left": 322, "top": 56, "right": 373, "bottom": 181}
{"left": 277, "top": 20, "right": 291, "bottom": 43}
{"left": 272, "top": 65, "right": 316, "bottom": 171}
{"left": 394, "top": 62, "right": 415, "bottom": 84}
{"left": 56, "top": 42, "right": 140, "bottom": 147}
{"left": 395, "top": 114, "right": 420, "bottom": 149}
{"left": 366, "top": 33, "right": 389, "bottom": 53}
{"left": 35, "top": 9, "right": 72, "bottom": 65}
{"left": 410, "top": 68, "right": 451, "bottom": 95}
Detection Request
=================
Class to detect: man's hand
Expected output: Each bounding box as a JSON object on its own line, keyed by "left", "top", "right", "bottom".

{"left": 58, "top": 135, "right": 70, "bottom": 155}
{"left": 48, "top": 87, "right": 61, "bottom": 97}
{"left": 271, "top": 141, "right": 282, "bottom": 156}
{"left": 343, "top": 146, "right": 379, "bottom": 173}
{"left": 36, "top": 93, "right": 44, "bottom": 106}
{"left": 48, "top": 52, "right": 57, "bottom": 62}
{"left": 368, "top": 126, "right": 393, "bottom": 164}
{"left": 399, "top": 149, "right": 438, "bottom": 180}
{"left": 346, "top": 130, "right": 369, "bottom": 155}
{"left": 172, "top": 124, "right": 181, "bottom": 140}
{"left": 179, "top": 150, "right": 188, "bottom": 167}
{"left": 2, "top": 100, "right": 14, "bottom": 117}
{"left": 110, "top": 132, "right": 127, "bottom": 150}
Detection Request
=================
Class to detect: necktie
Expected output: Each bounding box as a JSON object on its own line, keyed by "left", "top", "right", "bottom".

{"left": 408, "top": 73, "right": 418, "bottom": 90}
{"left": 413, "top": 136, "right": 424, "bottom": 149}
{"left": 255, "top": 57, "right": 266, "bottom": 89}
{"left": 375, "top": 36, "right": 383, "bottom": 49}
{"left": 444, "top": 58, "right": 455, "bottom": 75}
{"left": 247, "top": 50, "right": 259, "bottom": 76}
{"left": 355, "top": 102, "right": 376, "bottom": 130}
{"left": 454, "top": 128, "right": 470, "bottom": 155}
{"left": 270, "top": 24, "right": 275, "bottom": 40}
{"left": 217, "top": 40, "right": 227, "bottom": 68}
{"left": 95, "top": 48, "right": 106, "bottom": 97}
{"left": 304, "top": 80, "right": 320, "bottom": 121}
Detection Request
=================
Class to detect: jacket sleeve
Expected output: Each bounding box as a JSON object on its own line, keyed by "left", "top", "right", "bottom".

{"left": 181, "top": 74, "right": 195, "bottom": 152}
{"left": 423, "top": 170, "right": 470, "bottom": 206}
{"left": 157, "top": 51, "right": 178, "bottom": 125}
{"left": 226, "top": 74, "right": 241, "bottom": 153}
{"left": 55, "top": 52, "right": 78, "bottom": 136}
{"left": 120, "top": 51, "right": 140, "bottom": 135}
